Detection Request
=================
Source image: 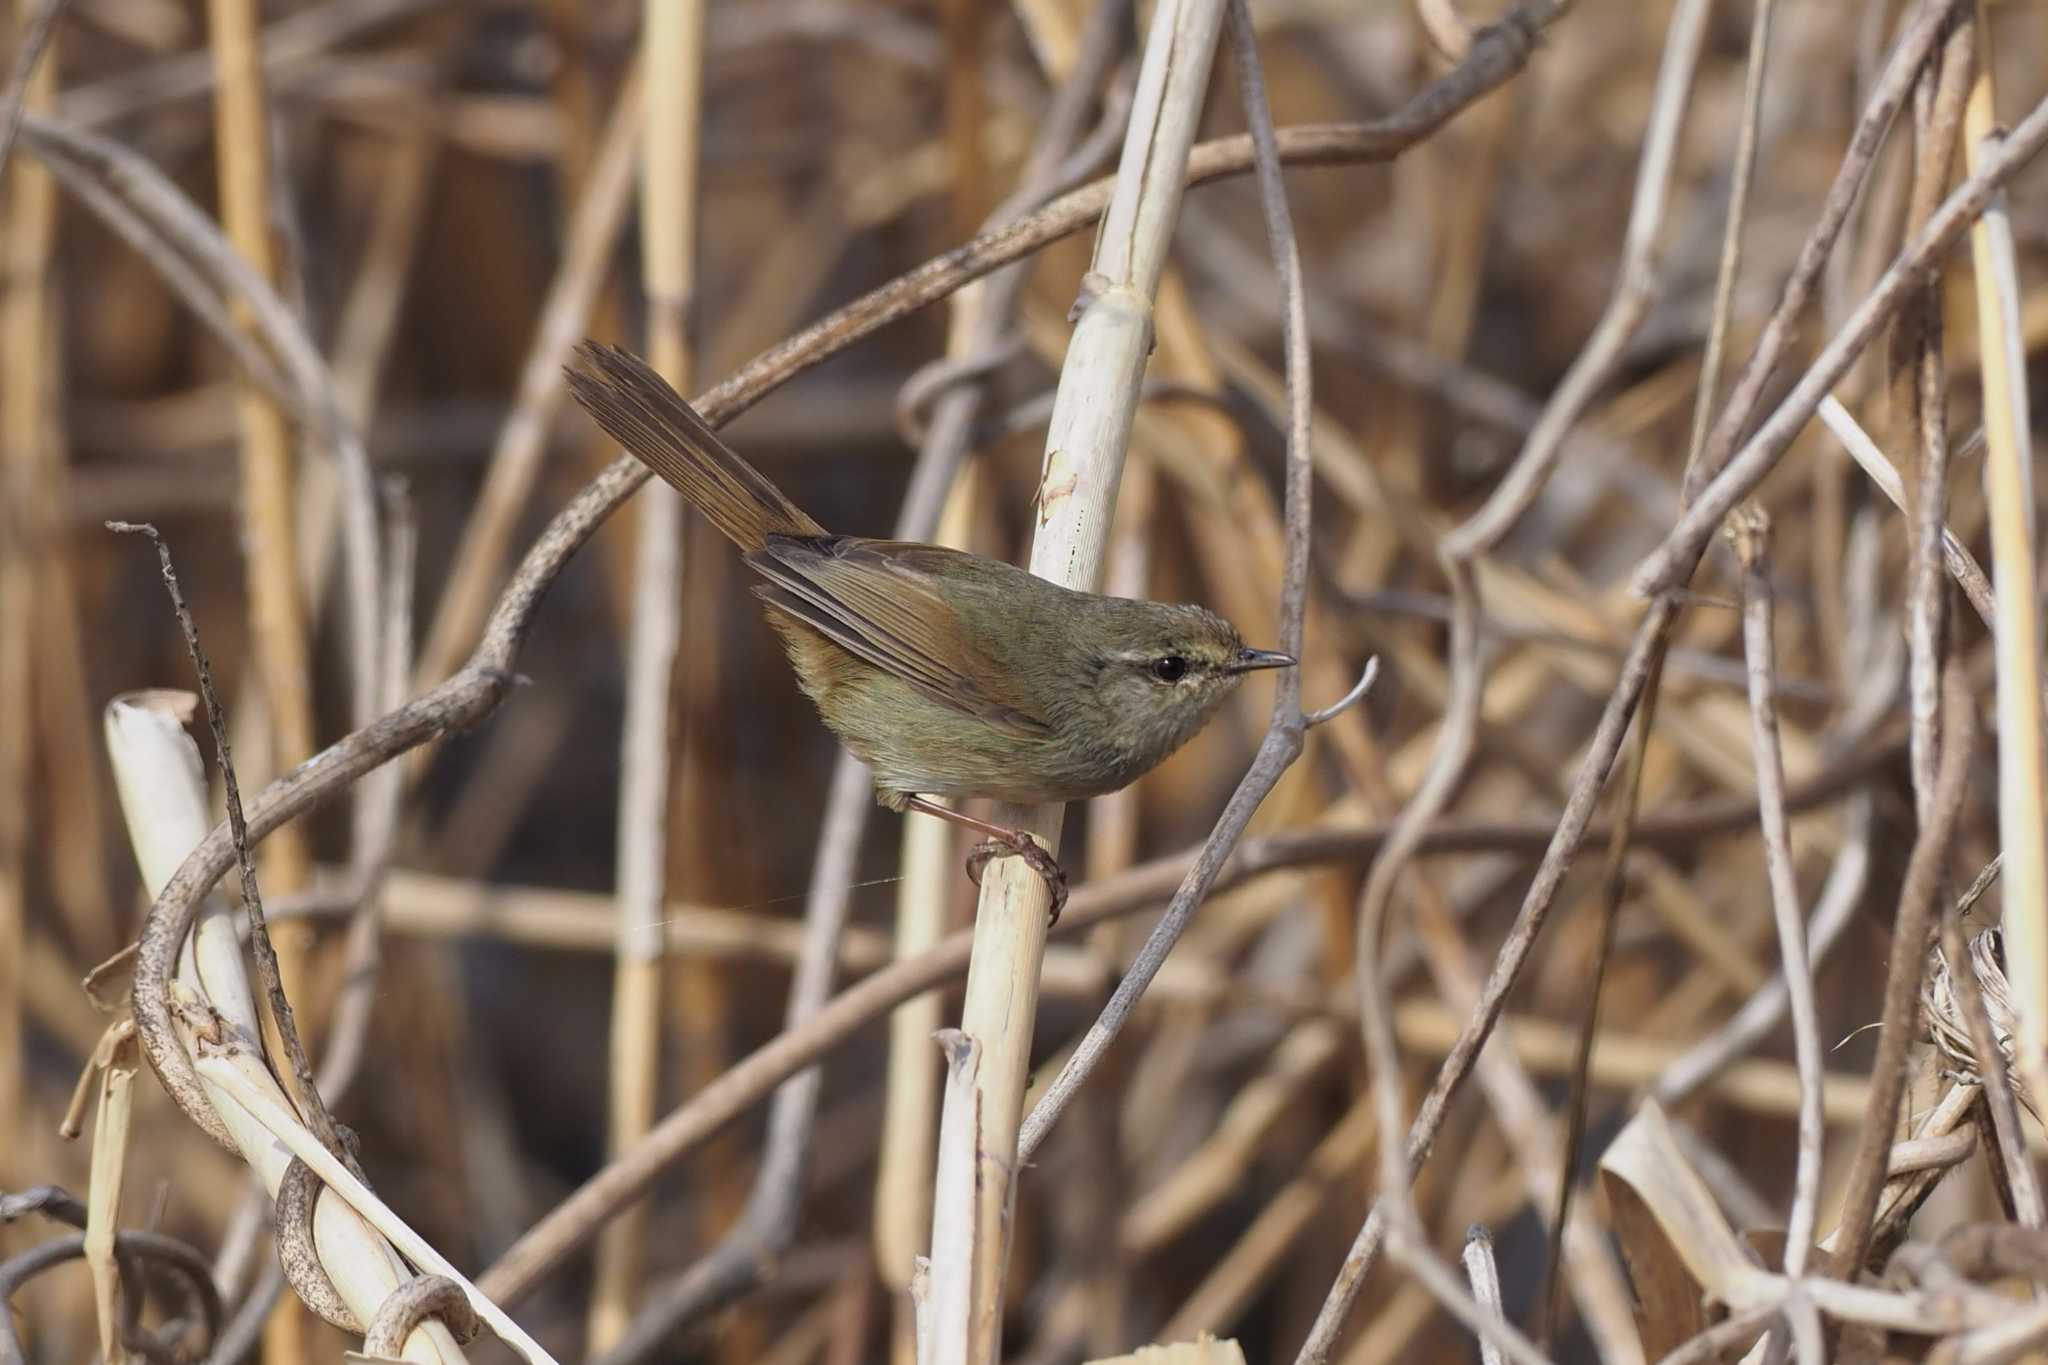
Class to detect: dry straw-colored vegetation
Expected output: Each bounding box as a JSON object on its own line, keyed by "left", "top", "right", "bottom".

{"left": 4, "top": 0, "right": 2048, "bottom": 1361}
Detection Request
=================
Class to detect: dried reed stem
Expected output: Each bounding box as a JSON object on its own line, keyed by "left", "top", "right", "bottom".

{"left": 873, "top": 477, "right": 975, "bottom": 1344}
{"left": 1961, "top": 3, "right": 2048, "bottom": 1126}
{"left": 207, "top": 0, "right": 317, "bottom": 909}
{"left": 1899, "top": 11, "right": 1973, "bottom": 823}
{"left": 1016, "top": 0, "right": 1325, "bottom": 1163}
{"left": 930, "top": 1, "right": 1230, "bottom": 1355}
{"left": 1732, "top": 513, "right": 1826, "bottom": 1282}
{"left": 0, "top": 0, "right": 61, "bottom": 1175}
{"left": 81, "top": 1025, "right": 138, "bottom": 1365}
{"left": 587, "top": 3, "right": 706, "bottom": 1350}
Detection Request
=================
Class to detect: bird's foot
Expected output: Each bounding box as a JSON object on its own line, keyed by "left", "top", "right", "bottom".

{"left": 964, "top": 835, "right": 1069, "bottom": 925}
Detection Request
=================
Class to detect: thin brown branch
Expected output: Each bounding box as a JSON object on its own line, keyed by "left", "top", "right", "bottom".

{"left": 1540, "top": 644, "right": 1661, "bottom": 1350}
{"left": 1732, "top": 511, "right": 1827, "bottom": 1284}
{"left": 0, "top": 0, "right": 64, "bottom": 180}
{"left": 1682, "top": 0, "right": 1776, "bottom": 478}
{"left": 104, "top": 523, "right": 349, "bottom": 1170}
{"left": 1902, "top": 13, "right": 1974, "bottom": 820}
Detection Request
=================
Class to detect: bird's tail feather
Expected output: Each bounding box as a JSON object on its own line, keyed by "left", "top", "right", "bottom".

{"left": 566, "top": 341, "right": 825, "bottom": 551}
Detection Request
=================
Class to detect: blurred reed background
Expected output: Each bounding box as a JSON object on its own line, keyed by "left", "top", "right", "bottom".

{"left": 4, "top": 0, "right": 2048, "bottom": 1362}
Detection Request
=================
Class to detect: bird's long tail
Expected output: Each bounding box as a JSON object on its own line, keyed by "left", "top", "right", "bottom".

{"left": 566, "top": 340, "right": 826, "bottom": 552}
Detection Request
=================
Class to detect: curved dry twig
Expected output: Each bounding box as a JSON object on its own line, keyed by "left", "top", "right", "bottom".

{"left": 0, "top": 1228, "right": 222, "bottom": 1365}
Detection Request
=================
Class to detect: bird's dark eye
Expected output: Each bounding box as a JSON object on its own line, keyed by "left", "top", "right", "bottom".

{"left": 1151, "top": 655, "right": 1189, "bottom": 683}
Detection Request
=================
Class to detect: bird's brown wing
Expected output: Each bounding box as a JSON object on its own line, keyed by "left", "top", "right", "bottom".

{"left": 747, "top": 536, "right": 1053, "bottom": 739}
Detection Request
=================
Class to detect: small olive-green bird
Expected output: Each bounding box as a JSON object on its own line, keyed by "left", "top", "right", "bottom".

{"left": 566, "top": 341, "right": 1294, "bottom": 916}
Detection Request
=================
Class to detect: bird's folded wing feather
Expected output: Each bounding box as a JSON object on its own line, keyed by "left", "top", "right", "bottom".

{"left": 746, "top": 536, "right": 1053, "bottom": 739}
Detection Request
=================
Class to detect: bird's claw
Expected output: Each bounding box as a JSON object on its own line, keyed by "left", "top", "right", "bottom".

{"left": 964, "top": 836, "right": 1069, "bottom": 925}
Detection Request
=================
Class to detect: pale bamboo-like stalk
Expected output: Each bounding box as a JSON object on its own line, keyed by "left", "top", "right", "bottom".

{"left": 103, "top": 693, "right": 469, "bottom": 1362}
{"left": 875, "top": 470, "right": 980, "bottom": 1362}
{"left": 0, "top": 0, "right": 58, "bottom": 1171}
{"left": 927, "top": 3, "right": 1228, "bottom": 1360}
{"left": 1963, "top": 9, "right": 2048, "bottom": 1120}
{"left": 879, "top": 37, "right": 1134, "bottom": 1344}
{"left": 925, "top": 1029, "right": 983, "bottom": 1365}
{"left": 588, "top": 2, "right": 705, "bottom": 1349}
{"left": 206, "top": 0, "right": 316, "bottom": 903}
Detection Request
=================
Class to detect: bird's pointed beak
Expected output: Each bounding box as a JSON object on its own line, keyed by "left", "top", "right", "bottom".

{"left": 1228, "top": 647, "right": 1297, "bottom": 674}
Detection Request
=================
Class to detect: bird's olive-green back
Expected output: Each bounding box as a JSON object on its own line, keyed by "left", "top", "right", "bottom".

{"left": 757, "top": 540, "right": 1253, "bottom": 805}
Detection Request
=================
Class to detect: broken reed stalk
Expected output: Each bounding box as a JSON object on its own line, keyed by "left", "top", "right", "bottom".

{"left": 105, "top": 524, "right": 347, "bottom": 1166}
{"left": 100, "top": 693, "right": 467, "bottom": 1361}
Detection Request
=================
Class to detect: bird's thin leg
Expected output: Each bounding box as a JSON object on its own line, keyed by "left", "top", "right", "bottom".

{"left": 900, "top": 795, "right": 1069, "bottom": 923}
